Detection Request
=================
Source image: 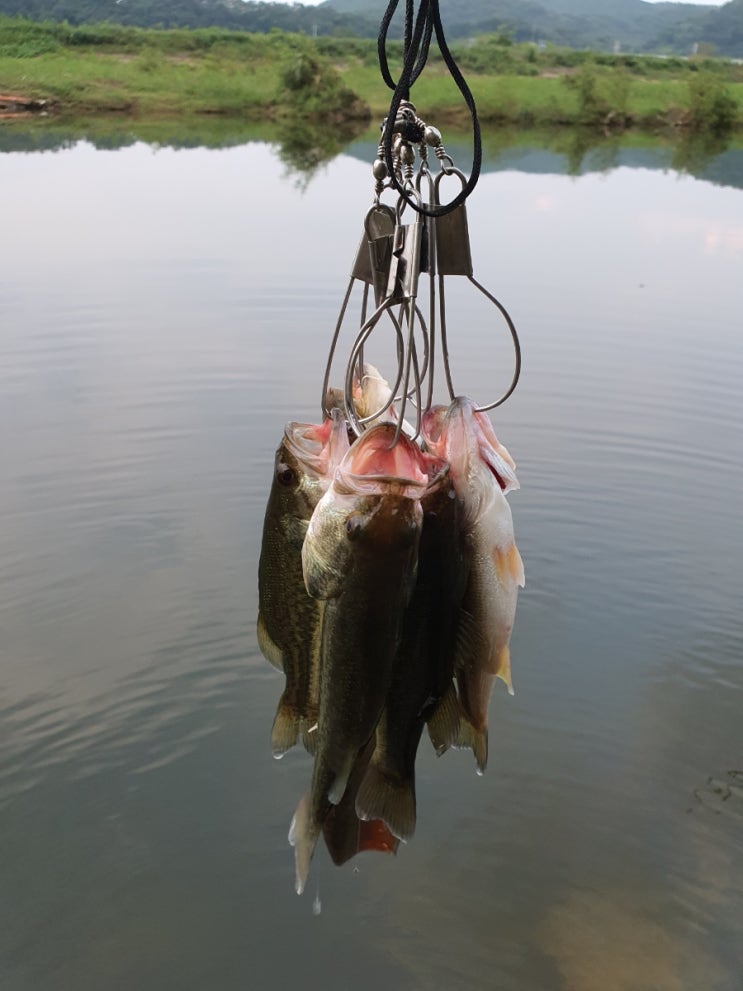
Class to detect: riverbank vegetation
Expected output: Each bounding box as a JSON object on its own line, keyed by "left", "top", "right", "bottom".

{"left": 1, "top": 16, "right": 742, "bottom": 134}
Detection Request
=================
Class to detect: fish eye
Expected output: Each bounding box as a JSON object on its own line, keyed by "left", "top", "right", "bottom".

{"left": 276, "top": 463, "right": 295, "bottom": 486}
{"left": 345, "top": 515, "right": 364, "bottom": 540}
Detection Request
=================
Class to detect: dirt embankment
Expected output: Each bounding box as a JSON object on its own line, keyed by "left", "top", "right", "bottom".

{"left": 0, "top": 94, "right": 54, "bottom": 119}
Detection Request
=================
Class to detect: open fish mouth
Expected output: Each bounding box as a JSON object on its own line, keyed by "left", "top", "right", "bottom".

{"left": 283, "top": 409, "right": 348, "bottom": 478}
{"left": 335, "top": 423, "right": 430, "bottom": 497}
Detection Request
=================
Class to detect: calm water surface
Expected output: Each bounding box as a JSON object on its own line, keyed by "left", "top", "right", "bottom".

{"left": 1, "top": 135, "right": 742, "bottom": 990}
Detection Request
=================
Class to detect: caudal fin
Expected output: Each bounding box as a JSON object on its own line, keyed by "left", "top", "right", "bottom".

{"left": 323, "top": 811, "right": 400, "bottom": 866}
{"left": 288, "top": 793, "right": 320, "bottom": 895}
{"left": 357, "top": 819, "right": 400, "bottom": 856}
{"left": 355, "top": 761, "right": 416, "bottom": 842}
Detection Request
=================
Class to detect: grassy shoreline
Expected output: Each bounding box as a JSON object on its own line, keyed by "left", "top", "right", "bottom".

{"left": 2, "top": 17, "right": 742, "bottom": 133}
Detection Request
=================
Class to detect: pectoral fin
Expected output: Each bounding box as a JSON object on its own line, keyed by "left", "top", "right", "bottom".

{"left": 492, "top": 543, "right": 525, "bottom": 588}
{"left": 426, "top": 681, "right": 461, "bottom": 756}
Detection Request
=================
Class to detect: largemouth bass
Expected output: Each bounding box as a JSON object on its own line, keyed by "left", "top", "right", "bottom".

{"left": 421, "top": 397, "right": 524, "bottom": 773}
{"left": 257, "top": 411, "right": 349, "bottom": 757}
{"left": 326, "top": 362, "right": 416, "bottom": 435}
{"left": 289, "top": 423, "right": 428, "bottom": 893}
{"left": 355, "top": 456, "right": 467, "bottom": 841}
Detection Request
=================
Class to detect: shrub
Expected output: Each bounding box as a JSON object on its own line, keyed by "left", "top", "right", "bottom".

{"left": 686, "top": 72, "right": 737, "bottom": 133}
{"left": 278, "top": 49, "right": 370, "bottom": 124}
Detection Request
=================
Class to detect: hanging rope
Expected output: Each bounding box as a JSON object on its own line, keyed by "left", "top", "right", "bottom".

{"left": 377, "top": 0, "right": 482, "bottom": 218}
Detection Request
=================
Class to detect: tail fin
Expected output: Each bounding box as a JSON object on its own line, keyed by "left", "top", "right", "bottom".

{"left": 288, "top": 793, "right": 320, "bottom": 895}
{"left": 357, "top": 819, "right": 400, "bottom": 856}
{"left": 322, "top": 811, "right": 399, "bottom": 866}
{"left": 355, "top": 761, "right": 416, "bottom": 842}
{"left": 270, "top": 700, "right": 299, "bottom": 759}
{"left": 426, "top": 682, "right": 461, "bottom": 756}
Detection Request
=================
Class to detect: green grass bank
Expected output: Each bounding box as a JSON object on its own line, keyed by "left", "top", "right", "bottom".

{"left": 1, "top": 16, "right": 743, "bottom": 133}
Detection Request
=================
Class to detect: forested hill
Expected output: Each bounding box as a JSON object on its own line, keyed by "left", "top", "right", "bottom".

{"left": 0, "top": 0, "right": 741, "bottom": 57}
{"left": 0, "top": 1, "right": 375, "bottom": 37}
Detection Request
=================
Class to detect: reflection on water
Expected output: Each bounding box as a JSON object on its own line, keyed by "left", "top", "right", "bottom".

{"left": 0, "top": 130, "right": 742, "bottom": 990}
{"left": 2, "top": 118, "right": 743, "bottom": 190}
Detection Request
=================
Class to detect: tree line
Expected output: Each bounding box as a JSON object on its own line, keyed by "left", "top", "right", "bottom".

{"left": 0, "top": 0, "right": 741, "bottom": 57}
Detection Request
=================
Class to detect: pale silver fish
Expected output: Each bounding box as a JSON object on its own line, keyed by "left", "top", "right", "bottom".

{"left": 421, "top": 396, "right": 524, "bottom": 773}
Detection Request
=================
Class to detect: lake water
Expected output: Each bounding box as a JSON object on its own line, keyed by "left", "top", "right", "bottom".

{"left": 1, "top": 129, "right": 742, "bottom": 991}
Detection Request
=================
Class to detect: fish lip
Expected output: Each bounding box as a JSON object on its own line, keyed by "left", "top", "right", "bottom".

{"left": 334, "top": 468, "right": 427, "bottom": 499}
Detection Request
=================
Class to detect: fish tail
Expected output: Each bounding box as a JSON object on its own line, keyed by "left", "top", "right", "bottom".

{"left": 355, "top": 761, "right": 416, "bottom": 842}
{"left": 323, "top": 814, "right": 400, "bottom": 866}
{"left": 455, "top": 718, "right": 489, "bottom": 775}
{"left": 357, "top": 819, "right": 400, "bottom": 857}
{"left": 426, "top": 682, "right": 461, "bottom": 756}
{"left": 288, "top": 792, "right": 320, "bottom": 896}
{"left": 270, "top": 699, "right": 299, "bottom": 759}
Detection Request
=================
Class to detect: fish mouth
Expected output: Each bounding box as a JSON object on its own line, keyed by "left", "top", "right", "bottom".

{"left": 430, "top": 396, "right": 520, "bottom": 494}
{"left": 336, "top": 423, "right": 429, "bottom": 497}
{"left": 421, "top": 405, "right": 448, "bottom": 451}
{"left": 284, "top": 409, "right": 349, "bottom": 478}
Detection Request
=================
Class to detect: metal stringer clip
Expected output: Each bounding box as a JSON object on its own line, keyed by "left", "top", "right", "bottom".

{"left": 433, "top": 167, "right": 521, "bottom": 413}
{"left": 320, "top": 103, "right": 520, "bottom": 439}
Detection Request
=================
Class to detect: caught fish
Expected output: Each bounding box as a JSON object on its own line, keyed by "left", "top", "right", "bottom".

{"left": 421, "top": 396, "right": 524, "bottom": 773}
{"left": 257, "top": 411, "right": 349, "bottom": 757}
{"left": 355, "top": 456, "right": 467, "bottom": 841}
{"left": 326, "top": 361, "right": 416, "bottom": 435}
{"left": 326, "top": 361, "right": 395, "bottom": 425}
{"left": 289, "top": 423, "right": 428, "bottom": 893}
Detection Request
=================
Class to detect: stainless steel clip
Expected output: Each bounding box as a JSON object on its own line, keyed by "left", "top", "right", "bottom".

{"left": 350, "top": 203, "right": 396, "bottom": 306}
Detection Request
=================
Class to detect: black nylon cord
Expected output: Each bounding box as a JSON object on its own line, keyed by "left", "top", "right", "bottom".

{"left": 378, "top": 0, "right": 430, "bottom": 93}
{"left": 377, "top": 0, "right": 482, "bottom": 218}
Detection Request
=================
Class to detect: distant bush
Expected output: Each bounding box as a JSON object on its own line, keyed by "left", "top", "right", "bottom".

{"left": 685, "top": 71, "right": 737, "bottom": 132}
{"left": 278, "top": 48, "right": 369, "bottom": 124}
{"left": 563, "top": 63, "right": 631, "bottom": 125}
